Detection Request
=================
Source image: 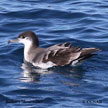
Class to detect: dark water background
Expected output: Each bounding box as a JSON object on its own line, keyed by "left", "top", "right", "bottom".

{"left": 0, "top": 0, "right": 108, "bottom": 107}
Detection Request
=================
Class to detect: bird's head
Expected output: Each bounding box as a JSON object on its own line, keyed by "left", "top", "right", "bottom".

{"left": 8, "top": 31, "right": 39, "bottom": 47}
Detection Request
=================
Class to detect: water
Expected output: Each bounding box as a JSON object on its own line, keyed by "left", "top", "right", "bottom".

{"left": 0, "top": 0, "right": 108, "bottom": 107}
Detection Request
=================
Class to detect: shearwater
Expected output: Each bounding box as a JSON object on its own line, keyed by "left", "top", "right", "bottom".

{"left": 8, "top": 31, "right": 101, "bottom": 69}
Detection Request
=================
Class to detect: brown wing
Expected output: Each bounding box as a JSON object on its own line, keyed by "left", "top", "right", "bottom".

{"left": 80, "top": 48, "right": 101, "bottom": 57}
{"left": 42, "top": 44, "right": 81, "bottom": 66}
{"left": 73, "top": 47, "right": 101, "bottom": 62}
{"left": 42, "top": 42, "right": 101, "bottom": 66}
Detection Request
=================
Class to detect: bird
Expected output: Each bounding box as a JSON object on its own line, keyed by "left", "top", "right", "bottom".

{"left": 8, "top": 31, "right": 101, "bottom": 69}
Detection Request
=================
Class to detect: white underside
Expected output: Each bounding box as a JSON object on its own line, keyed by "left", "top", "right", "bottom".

{"left": 31, "top": 60, "right": 83, "bottom": 69}
{"left": 31, "top": 61, "right": 82, "bottom": 69}
{"left": 32, "top": 61, "right": 56, "bottom": 69}
{"left": 71, "top": 60, "right": 83, "bottom": 67}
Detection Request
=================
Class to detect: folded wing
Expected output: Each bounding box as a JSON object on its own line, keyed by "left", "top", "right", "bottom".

{"left": 42, "top": 43, "right": 101, "bottom": 66}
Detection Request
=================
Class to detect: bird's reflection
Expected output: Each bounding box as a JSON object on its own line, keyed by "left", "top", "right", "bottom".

{"left": 20, "top": 60, "right": 84, "bottom": 84}
{"left": 20, "top": 62, "right": 52, "bottom": 83}
{"left": 53, "top": 65, "right": 84, "bottom": 79}
{"left": 53, "top": 66, "right": 85, "bottom": 87}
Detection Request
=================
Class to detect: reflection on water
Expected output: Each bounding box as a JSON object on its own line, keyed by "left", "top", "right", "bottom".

{"left": 53, "top": 65, "right": 84, "bottom": 79}
{"left": 20, "top": 61, "right": 84, "bottom": 84}
{"left": 20, "top": 62, "right": 52, "bottom": 82}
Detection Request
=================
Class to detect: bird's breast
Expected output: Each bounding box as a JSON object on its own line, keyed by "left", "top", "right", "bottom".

{"left": 24, "top": 52, "right": 31, "bottom": 62}
{"left": 24, "top": 47, "right": 32, "bottom": 63}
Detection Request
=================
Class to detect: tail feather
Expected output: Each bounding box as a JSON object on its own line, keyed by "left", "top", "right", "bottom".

{"left": 71, "top": 47, "right": 101, "bottom": 66}
{"left": 80, "top": 48, "right": 101, "bottom": 57}
{"left": 71, "top": 54, "right": 96, "bottom": 66}
{"left": 78, "top": 47, "right": 101, "bottom": 62}
{"left": 78, "top": 54, "right": 96, "bottom": 62}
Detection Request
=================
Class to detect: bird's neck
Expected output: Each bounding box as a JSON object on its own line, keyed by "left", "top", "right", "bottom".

{"left": 24, "top": 43, "right": 38, "bottom": 62}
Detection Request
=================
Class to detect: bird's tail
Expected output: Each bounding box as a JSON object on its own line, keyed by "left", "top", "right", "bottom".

{"left": 71, "top": 48, "right": 101, "bottom": 66}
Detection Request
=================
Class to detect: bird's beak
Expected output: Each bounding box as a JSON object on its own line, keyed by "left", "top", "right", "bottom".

{"left": 8, "top": 38, "right": 19, "bottom": 44}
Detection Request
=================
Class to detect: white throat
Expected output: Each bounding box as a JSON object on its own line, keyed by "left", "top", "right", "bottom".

{"left": 23, "top": 40, "right": 33, "bottom": 62}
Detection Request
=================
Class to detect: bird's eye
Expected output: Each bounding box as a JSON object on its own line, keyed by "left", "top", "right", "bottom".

{"left": 22, "top": 36, "right": 25, "bottom": 39}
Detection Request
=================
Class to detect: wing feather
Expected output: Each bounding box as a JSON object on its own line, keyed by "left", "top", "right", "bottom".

{"left": 43, "top": 43, "right": 81, "bottom": 66}
{"left": 42, "top": 43, "right": 101, "bottom": 66}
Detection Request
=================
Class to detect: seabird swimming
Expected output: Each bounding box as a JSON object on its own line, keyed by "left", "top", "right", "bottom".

{"left": 8, "top": 31, "right": 101, "bottom": 69}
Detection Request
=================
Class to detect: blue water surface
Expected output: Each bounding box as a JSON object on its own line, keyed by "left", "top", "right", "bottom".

{"left": 0, "top": 0, "right": 108, "bottom": 108}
